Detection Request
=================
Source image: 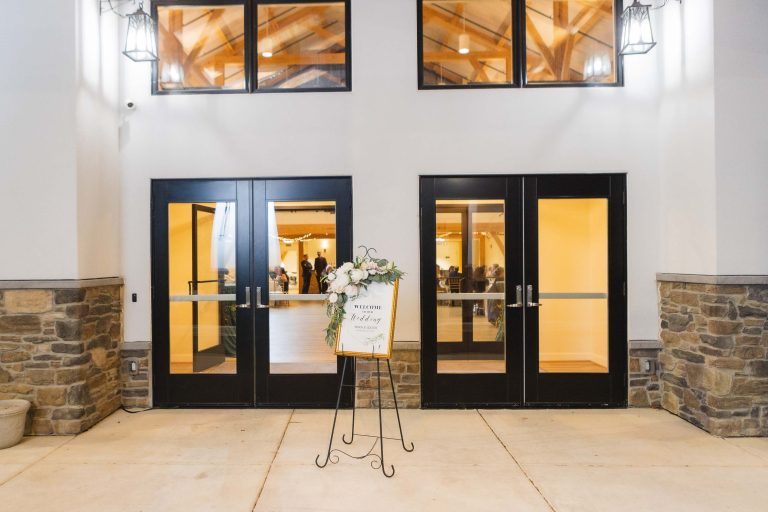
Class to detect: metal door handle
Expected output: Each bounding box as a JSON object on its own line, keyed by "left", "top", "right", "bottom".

{"left": 507, "top": 285, "right": 523, "bottom": 308}
{"left": 255, "top": 286, "right": 270, "bottom": 309}
{"left": 237, "top": 286, "right": 251, "bottom": 309}
{"left": 526, "top": 284, "right": 543, "bottom": 308}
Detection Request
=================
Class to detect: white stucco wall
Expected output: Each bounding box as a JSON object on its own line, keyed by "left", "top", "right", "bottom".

{"left": 713, "top": 0, "right": 768, "bottom": 275}
{"left": 0, "top": 1, "right": 80, "bottom": 279}
{"left": 119, "top": 0, "right": 665, "bottom": 343}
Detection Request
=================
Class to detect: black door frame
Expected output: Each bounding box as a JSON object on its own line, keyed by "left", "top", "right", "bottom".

{"left": 151, "top": 177, "right": 354, "bottom": 408}
{"left": 420, "top": 174, "right": 627, "bottom": 408}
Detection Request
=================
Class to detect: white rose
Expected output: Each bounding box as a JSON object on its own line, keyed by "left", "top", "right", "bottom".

{"left": 344, "top": 284, "right": 359, "bottom": 297}
{"left": 349, "top": 268, "right": 366, "bottom": 284}
{"left": 333, "top": 271, "right": 350, "bottom": 291}
{"left": 340, "top": 262, "right": 354, "bottom": 272}
{"left": 326, "top": 272, "right": 336, "bottom": 282}
{"left": 368, "top": 268, "right": 378, "bottom": 275}
{"left": 328, "top": 293, "right": 338, "bottom": 304}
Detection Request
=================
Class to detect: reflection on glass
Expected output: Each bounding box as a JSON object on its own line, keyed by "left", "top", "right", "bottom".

{"left": 169, "top": 203, "right": 237, "bottom": 374}
{"left": 257, "top": 3, "right": 347, "bottom": 90}
{"left": 538, "top": 198, "right": 608, "bottom": 373}
{"left": 268, "top": 201, "right": 337, "bottom": 374}
{"left": 156, "top": 5, "right": 246, "bottom": 91}
{"left": 421, "top": 0, "right": 514, "bottom": 86}
{"left": 525, "top": 0, "right": 617, "bottom": 84}
{"left": 436, "top": 200, "right": 506, "bottom": 374}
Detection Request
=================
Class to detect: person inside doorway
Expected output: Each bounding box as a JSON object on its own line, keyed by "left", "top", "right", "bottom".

{"left": 314, "top": 251, "right": 328, "bottom": 293}
{"left": 300, "top": 254, "right": 313, "bottom": 294}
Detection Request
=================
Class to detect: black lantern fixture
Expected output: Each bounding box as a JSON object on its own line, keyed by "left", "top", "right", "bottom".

{"left": 122, "top": 2, "right": 158, "bottom": 62}
{"left": 620, "top": 1, "right": 656, "bottom": 55}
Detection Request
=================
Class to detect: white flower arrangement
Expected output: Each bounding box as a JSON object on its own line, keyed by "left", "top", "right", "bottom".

{"left": 322, "top": 252, "right": 404, "bottom": 346}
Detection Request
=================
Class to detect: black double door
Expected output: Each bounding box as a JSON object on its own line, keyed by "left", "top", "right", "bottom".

{"left": 152, "top": 178, "right": 354, "bottom": 407}
{"left": 421, "top": 175, "right": 627, "bottom": 407}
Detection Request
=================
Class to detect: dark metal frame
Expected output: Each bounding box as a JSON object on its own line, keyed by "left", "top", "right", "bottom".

{"left": 151, "top": 177, "right": 354, "bottom": 408}
{"left": 417, "top": 0, "right": 625, "bottom": 90}
{"left": 420, "top": 174, "right": 627, "bottom": 408}
{"left": 151, "top": 0, "right": 351, "bottom": 95}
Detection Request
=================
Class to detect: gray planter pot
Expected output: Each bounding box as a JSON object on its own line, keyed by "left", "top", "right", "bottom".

{"left": 0, "top": 400, "right": 31, "bottom": 449}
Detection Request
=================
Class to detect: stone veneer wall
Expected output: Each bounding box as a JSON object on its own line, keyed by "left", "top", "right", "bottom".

{"left": 0, "top": 281, "right": 123, "bottom": 434}
{"left": 628, "top": 340, "right": 662, "bottom": 408}
{"left": 120, "top": 342, "right": 151, "bottom": 410}
{"left": 658, "top": 276, "right": 768, "bottom": 437}
{"left": 355, "top": 343, "right": 420, "bottom": 408}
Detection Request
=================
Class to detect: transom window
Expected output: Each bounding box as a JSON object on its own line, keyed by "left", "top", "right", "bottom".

{"left": 418, "top": 0, "right": 621, "bottom": 88}
{"left": 152, "top": 0, "right": 350, "bottom": 94}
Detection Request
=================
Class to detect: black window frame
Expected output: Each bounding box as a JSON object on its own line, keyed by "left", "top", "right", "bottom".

{"left": 417, "top": 0, "right": 624, "bottom": 90}
{"left": 151, "top": 0, "right": 352, "bottom": 95}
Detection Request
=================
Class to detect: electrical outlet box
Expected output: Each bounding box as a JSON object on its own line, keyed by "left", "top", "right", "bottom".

{"left": 639, "top": 358, "right": 656, "bottom": 374}
{"left": 125, "top": 358, "right": 140, "bottom": 376}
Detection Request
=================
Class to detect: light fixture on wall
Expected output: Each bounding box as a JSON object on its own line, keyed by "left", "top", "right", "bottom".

{"left": 619, "top": 1, "right": 656, "bottom": 55}
{"left": 102, "top": 1, "right": 158, "bottom": 62}
{"left": 620, "top": 0, "right": 682, "bottom": 56}
{"left": 123, "top": 3, "right": 158, "bottom": 62}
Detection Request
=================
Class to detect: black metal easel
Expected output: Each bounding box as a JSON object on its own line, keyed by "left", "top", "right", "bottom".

{"left": 315, "top": 356, "right": 415, "bottom": 478}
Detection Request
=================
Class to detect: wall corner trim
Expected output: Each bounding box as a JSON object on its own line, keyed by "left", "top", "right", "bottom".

{"left": 0, "top": 277, "right": 124, "bottom": 289}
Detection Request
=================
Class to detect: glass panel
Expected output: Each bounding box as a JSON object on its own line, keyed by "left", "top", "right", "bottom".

{"left": 268, "top": 201, "right": 337, "bottom": 374}
{"left": 538, "top": 198, "right": 608, "bottom": 373}
{"left": 436, "top": 200, "right": 506, "bottom": 374}
{"left": 257, "top": 3, "right": 347, "bottom": 90}
{"left": 156, "top": 5, "right": 246, "bottom": 92}
{"left": 169, "top": 203, "right": 237, "bottom": 374}
{"left": 422, "top": 0, "right": 514, "bottom": 86}
{"left": 525, "top": 0, "right": 617, "bottom": 84}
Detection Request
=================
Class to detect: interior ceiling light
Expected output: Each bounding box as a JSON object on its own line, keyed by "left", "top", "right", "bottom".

{"left": 458, "top": 10, "right": 470, "bottom": 55}
{"left": 261, "top": 37, "right": 274, "bottom": 59}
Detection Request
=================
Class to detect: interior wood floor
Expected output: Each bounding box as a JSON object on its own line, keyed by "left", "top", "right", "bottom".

{"left": 437, "top": 359, "right": 608, "bottom": 374}
{"left": 437, "top": 304, "right": 499, "bottom": 342}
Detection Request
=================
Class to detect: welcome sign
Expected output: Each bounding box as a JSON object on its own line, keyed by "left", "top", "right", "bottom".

{"left": 335, "top": 280, "right": 399, "bottom": 359}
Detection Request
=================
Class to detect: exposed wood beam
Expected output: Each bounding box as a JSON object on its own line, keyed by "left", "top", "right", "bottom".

{"left": 525, "top": 13, "right": 556, "bottom": 75}
{"left": 258, "top": 52, "right": 345, "bottom": 67}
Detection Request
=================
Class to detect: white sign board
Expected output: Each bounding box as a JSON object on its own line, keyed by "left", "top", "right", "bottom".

{"left": 335, "top": 281, "right": 399, "bottom": 359}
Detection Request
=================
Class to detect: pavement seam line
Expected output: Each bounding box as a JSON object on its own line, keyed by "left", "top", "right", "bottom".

{"left": 477, "top": 410, "right": 558, "bottom": 512}
{"left": 252, "top": 409, "right": 294, "bottom": 512}
{"left": 0, "top": 434, "right": 78, "bottom": 488}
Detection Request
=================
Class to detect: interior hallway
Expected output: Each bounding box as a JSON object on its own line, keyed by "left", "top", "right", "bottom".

{"left": 0, "top": 408, "right": 766, "bottom": 511}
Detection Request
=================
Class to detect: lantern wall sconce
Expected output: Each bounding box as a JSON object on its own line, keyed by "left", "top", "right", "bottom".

{"left": 620, "top": 0, "right": 682, "bottom": 56}
{"left": 101, "top": 0, "right": 158, "bottom": 62}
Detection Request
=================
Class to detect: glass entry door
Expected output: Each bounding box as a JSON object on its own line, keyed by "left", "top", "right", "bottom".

{"left": 152, "top": 178, "right": 353, "bottom": 407}
{"left": 253, "top": 179, "right": 353, "bottom": 406}
{"left": 421, "top": 175, "right": 626, "bottom": 407}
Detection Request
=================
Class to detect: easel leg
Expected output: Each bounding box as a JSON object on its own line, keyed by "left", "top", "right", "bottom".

{"left": 387, "top": 359, "right": 415, "bottom": 452}
{"left": 315, "top": 356, "right": 348, "bottom": 468}
{"left": 377, "top": 358, "right": 395, "bottom": 477}
{"left": 342, "top": 357, "right": 356, "bottom": 445}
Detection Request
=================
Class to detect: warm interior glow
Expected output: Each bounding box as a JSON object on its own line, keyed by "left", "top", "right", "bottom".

{"left": 538, "top": 198, "right": 608, "bottom": 373}
{"left": 458, "top": 33, "right": 471, "bottom": 54}
{"left": 169, "top": 203, "right": 237, "bottom": 375}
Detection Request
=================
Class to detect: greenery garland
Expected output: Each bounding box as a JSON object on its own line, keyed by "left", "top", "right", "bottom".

{"left": 322, "top": 253, "right": 404, "bottom": 346}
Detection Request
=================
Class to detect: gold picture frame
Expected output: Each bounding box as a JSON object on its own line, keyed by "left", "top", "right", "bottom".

{"left": 334, "top": 280, "right": 399, "bottom": 359}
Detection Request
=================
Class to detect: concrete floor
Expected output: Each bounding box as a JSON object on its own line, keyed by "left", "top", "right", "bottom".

{"left": 0, "top": 408, "right": 767, "bottom": 512}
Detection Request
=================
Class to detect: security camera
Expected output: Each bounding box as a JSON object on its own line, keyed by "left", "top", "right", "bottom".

{"left": 125, "top": 99, "right": 136, "bottom": 110}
